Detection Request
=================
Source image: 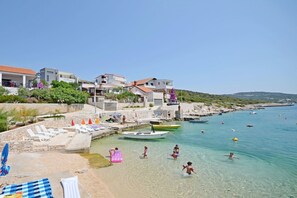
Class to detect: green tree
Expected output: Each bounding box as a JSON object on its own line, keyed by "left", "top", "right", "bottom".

{"left": 41, "top": 79, "right": 48, "bottom": 86}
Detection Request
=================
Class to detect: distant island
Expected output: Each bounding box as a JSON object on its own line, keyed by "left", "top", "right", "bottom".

{"left": 226, "top": 92, "right": 297, "bottom": 103}
{"left": 175, "top": 90, "right": 296, "bottom": 108}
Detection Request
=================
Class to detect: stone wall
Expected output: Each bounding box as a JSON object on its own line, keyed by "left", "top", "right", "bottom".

{"left": 0, "top": 103, "right": 84, "bottom": 115}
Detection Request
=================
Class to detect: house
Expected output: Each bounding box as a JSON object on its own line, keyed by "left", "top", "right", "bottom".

{"left": 40, "top": 68, "right": 78, "bottom": 85}
{"left": 95, "top": 74, "right": 127, "bottom": 95}
{"left": 127, "top": 77, "right": 174, "bottom": 105}
{"left": 57, "top": 71, "right": 77, "bottom": 83}
{"left": 129, "top": 85, "right": 164, "bottom": 106}
{"left": 0, "top": 65, "right": 36, "bottom": 94}
{"left": 40, "top": 68, "right": 57, "bottom": 85}
{"left": 127, "top": 78, "right": 173, "bottom": 92}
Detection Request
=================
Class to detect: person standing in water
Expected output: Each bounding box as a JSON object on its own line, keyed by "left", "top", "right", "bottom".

{"left": 171, "top": 144, "right": 179, "bottom": 159}
{"left": 143, "top": 146, "right": 148, "bottom": 158}
{"left": 182, "top": 161, "right": 196, "bottom": 175}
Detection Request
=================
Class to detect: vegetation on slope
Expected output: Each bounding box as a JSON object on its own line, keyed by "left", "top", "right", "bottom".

{"left": 175, "top": 89, "right": 266, "bottom": 108}
{"left": 227, "top": 92, "right": 297, "bottom": 103}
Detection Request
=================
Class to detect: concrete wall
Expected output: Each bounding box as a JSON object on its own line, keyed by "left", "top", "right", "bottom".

{"left": 0, "top": 103, "right": 84, "bottom": 114}
{"left": 117, "top": 102, "right": 144, "bottom": 110}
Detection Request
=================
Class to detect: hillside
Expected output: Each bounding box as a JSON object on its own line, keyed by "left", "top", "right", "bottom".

{"left": 175, "top": 89, "right": 266, "bottom": 108}
{"left": 227, "top": 92, "right": 297, "bottom": 103}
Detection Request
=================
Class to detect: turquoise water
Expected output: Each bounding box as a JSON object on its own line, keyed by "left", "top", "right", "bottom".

{"left": 91, "top": 105, "right": 297, "bottom": 198}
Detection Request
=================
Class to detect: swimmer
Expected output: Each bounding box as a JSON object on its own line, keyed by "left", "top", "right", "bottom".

{"left": 224, "top": 152, "right": 239, "bottom": 160}
{"left": 182, "top": 161, "right": 196, "bottom": 175}
{"left": 201, "top": 130, "right": 204, "bottom": 134}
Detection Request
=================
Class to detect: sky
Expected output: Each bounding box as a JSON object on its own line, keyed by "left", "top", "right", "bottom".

{"left": 0, "top": 0, "right": 296, "bottom": 94}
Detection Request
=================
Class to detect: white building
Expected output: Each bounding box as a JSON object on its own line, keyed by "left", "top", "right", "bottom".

{"left": 0, "top": 65, "right": 36, "bottom": 94}
{"left": 96, "top": 73, "right": 127, "bottom": 88}
{"left": 129, "top": 85, "right": 164, "bottom": 106}
{"left": 57, "top": 71, "right": 77, "bottom": 83}
{"left": 40, "top": 68, "right": 78, "bottom": 85}
{"left": 128, "top": 78, "right": 173, "bottom": 91}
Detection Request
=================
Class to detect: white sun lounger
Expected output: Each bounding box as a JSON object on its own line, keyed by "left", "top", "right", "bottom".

{"left": 74, "top": 124, "right": 88, "bottom": 133}
{"left": 40, "top": 125, "right": 68, "bottom": 135}
{"left": 27, "top": 129, "right": 50, "bottom": 141}
{"left": 61, "top": 176, "right": 80, "bottom": 198}
{"left": 35, "top": 125, "right": 56, "bottom": 137}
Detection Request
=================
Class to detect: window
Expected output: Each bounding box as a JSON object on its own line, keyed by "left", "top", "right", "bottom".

{"left": 46, "top": 75, "right": 49, "bottom": 81}
{"left": 158, "top": 82, "right": 160, "bottom": 85}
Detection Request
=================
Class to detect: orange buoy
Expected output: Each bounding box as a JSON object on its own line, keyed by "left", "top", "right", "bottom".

{"left": 81, "top": 119, "right": 86, "bottom": 125}
{"left": 95, "top": 118, "right": 100, "bottom": 124}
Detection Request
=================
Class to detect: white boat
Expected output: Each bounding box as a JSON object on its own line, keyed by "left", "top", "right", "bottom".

{"left": 122, "top": 131, "right": 168, "bottom": 139}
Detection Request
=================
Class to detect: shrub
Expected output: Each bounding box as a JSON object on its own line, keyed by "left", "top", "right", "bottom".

{"left": 0, "top": 95, "right": 27, "bottom": 103}
{"left": 0, "top": 86, "right": 9, "bottom": 95}
{"left": 0, "top": 109, "right": 8, "bottom": 132}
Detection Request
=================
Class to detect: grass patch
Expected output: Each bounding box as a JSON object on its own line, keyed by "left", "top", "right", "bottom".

{"left": 80, "top": 153, "right": 111, "bottom": 168}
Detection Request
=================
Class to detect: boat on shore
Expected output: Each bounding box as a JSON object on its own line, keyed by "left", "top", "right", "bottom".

{"left": 122, "top": 131, "right": 168, "bottom": 139}
{"left": 189, "top": 119, "right": 208, "bottom": 123}
{"left": 152, "top": 124, "right": 181, "bottom": 131}
{"left": 150, "top": 120, "right": 163, "bottom": 125}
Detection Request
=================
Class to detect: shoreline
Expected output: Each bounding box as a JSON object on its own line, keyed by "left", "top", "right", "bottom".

{"left": 0, "top": 102, "right": 293, "bottom": 197}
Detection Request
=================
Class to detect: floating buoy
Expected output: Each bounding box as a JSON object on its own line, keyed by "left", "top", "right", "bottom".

{"left": 232, "top": 137, "right": 238, "bottom": 142}
{"left": 71, "top": 120, "right": 75, "bottom": 126}
{"left": 81, "top": 119, "right": 86, "bottom": 125}
{"left": 95, "top": 118, "right": 100, "bottom": 124}
{"left": 88, "top": 118, "right": 93, "bottom": 125}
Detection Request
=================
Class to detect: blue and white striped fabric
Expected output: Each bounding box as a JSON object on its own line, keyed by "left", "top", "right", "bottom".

{"left": 1, "top": 178, "right": 53, "bottom": 198}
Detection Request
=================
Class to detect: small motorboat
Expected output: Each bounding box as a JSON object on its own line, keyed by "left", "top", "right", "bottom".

{"left": 150, "top": 120, "right": 163, "bottom": 125}
{"left": 189, "top": 119, "right": 208, "bottom": 123}
{"left": 122, "top": 131, "right": 168, "bottom": 139}
{"left": 152, "top": 124, "right": 181, "bottom": 131}
{"left": 246, "top": 124, "right": 253, "bottom": 127}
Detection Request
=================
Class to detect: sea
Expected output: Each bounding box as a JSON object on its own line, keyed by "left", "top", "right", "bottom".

{"left": 90, "top": 105, "right": 297, "bottom": 198}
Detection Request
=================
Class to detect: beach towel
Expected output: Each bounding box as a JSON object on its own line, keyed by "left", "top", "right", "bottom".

{"left": 0, "top": 178, "right": 53, "bottom": 198}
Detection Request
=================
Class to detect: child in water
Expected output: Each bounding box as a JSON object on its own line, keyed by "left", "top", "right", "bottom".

{"left": 143, "top": 146, "right": 148, "bottom": 158}
{"left": 171, "top": 145, "right": 179, "bottom": 160}
{"left": 182, "top": 161, "right": 196, "bottom": 175}
{"left": 225, "top": 152, "right": 239, "bottom": 160}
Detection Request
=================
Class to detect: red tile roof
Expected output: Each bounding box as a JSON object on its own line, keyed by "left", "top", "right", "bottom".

{"left": 127, "top": 78, "right": 156, "bottom": 86}
{"left": 0, "top": 65, "right": 36, "bottom": 75}
{"left": 136, "top": 86, "right": 153, "bottom": 93}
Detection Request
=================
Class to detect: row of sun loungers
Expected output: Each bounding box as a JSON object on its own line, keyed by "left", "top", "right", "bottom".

{"left": 26, "top": 125, "right": 68, "bottom": 141}
{"left": 0, "top": 176, "right": 80, "bottom": 198}
{"left": 26, "top": 124, "right": 107, "bottom": 141}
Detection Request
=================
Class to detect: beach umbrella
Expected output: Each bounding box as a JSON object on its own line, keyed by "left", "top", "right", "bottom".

{"left": 88, "top": 118, "right": 93, "bottom": 125}
{"left": 95, "top": 118, "right": 100, "bottom": 124}
{"left": 1, "top": 143, "right": 8, "bottom": 166}
{"left": 0, "top": 143, "right": 10, "bottom": 176}
{"left": 81, "top": 119, "right": 86, "bottom": 125}
{"left": 71, "top": 120, "right": 75, "bottom": 126}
